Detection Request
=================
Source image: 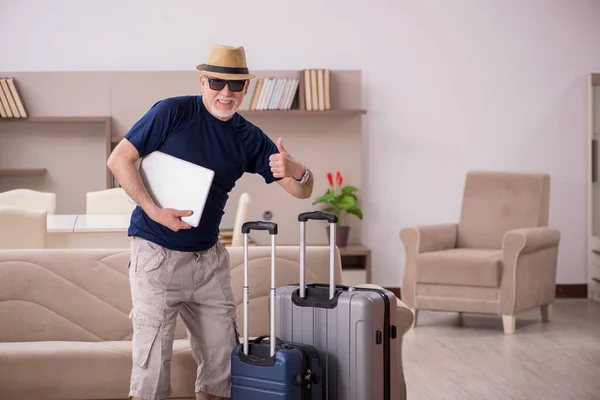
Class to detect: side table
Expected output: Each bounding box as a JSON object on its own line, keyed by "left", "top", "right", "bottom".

{"left": 338, "top": 244, "right": 372, "bottom": 284}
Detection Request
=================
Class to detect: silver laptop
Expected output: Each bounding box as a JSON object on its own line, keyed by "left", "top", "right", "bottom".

{"left": 138, "top": 151, "right": 214, "bottom": 228}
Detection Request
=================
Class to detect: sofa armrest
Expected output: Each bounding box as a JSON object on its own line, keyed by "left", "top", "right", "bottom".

{"left": 500, "top": 227, "right": 561, "bottom": 315}
{"left": 399, "top": 223, "right": 458, "bottom": 308}
{"left": 396, "top": 298, "right": 416, "bottom": 334}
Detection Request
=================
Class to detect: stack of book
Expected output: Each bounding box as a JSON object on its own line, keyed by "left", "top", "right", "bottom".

{"left": 0, "top": 77, "right": 28, "bottom": 118}
{"left": 248, "top": 77, "right": 300, "bottom": 111}
{"left": 301, "top": 69, "right": 331, "bottom": 111}
{"left": 242, "top": 68, "right": 332, "bottom": 112}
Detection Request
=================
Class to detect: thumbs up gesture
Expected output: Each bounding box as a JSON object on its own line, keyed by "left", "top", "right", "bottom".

{"left": 269, "top": 137, "right": 304, "bottom": 179}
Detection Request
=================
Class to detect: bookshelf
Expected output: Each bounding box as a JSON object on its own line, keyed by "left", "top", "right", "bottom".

{"left": 0, "top": 70, "right": 366, "bottom": 243}
{"left": 0, "top": 116, "right": 113, "bottom": 188}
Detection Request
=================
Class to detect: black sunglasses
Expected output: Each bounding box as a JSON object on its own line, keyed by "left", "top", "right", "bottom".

{"left": 206, "top": 77, "right": 246, "bottom": 92}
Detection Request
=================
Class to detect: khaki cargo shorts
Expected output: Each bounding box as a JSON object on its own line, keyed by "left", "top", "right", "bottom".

{"left": 128, "top": 236, "right": 239, "bottom": 400}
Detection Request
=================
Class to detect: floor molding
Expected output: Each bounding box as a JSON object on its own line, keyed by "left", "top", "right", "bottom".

{"left": 383, "top": 285, "right": 588, "bottom": 300}
{"left": 556, "top": 284, "right": 587, "bottom": 298}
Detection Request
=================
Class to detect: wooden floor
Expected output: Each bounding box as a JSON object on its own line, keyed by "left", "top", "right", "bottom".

{"left": 402, "top": 299, "right": 600, "bottom": 400}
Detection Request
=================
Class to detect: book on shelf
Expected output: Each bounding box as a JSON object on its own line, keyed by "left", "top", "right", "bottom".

{"left": 237, "top": 69, "right": 332, "bottom": 112}
{"left": 0, "top": 77, "right": 28, "bottom": 118}
{"left": 303, "top": 69, "right": 330, "bottom": 111}
{"left": 241, "top": 76, "right": 300, "bottom": 111}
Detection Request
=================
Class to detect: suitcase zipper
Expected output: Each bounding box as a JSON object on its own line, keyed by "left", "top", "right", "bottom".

{"left": 284, "top": 343, "right": 314, "bottom": 399}
{"left": 298, "top": 345, "right": 313, "bottom": 400}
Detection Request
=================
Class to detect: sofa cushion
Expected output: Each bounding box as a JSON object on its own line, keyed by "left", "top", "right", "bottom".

{"left": 416, "top": 248, "right": 502, "bottom": 288}
{"left": 0, "top": 339, "right": 196, "bottom": 400}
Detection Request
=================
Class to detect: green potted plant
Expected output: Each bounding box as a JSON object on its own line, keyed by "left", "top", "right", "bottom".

{"left": 312, "top": 171, "right": 363, "bottom": 246}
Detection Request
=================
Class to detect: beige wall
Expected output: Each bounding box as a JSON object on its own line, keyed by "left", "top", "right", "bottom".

{"left": 0, "top": 70, "right": 364, "bottom": 245}
{"left": 0, "top": 121, "right": 106, "bottom": 214}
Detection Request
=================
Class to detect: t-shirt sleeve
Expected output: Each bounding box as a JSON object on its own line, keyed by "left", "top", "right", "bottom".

{"left": 245, "top": 126, "right": 282, "bottom": 184}
{"left": 124, "top": 99, "right": 178, "bottom": 158}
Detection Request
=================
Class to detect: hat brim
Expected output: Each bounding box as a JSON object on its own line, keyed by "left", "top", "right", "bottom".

{"left": 196, "top": 64, "right": 255, "bottom": 80}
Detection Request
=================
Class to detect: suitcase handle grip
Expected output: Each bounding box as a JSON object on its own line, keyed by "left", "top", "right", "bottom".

{"left": 241, "top": 221, "right": 278, "bottom": 235}
{"left": 253, "top": 335, "right": 284, "bottom": 346}
{"left": 292, "top": 284, "right": 345, "bottom": 309}
{"left": 298, "top": 211, "right": 337, "bottom": 300}
{"left": 242, "top": 221, "right": 278, "bottom": 357}
{"left": 298, "top": 211, "right": 338, "bottom": 223}
{"left": 306, "top": 282, "right": 351, "bottom": 291}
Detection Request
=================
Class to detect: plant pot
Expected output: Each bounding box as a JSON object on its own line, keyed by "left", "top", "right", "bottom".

{"left": 326, "top": 225, "right": 350, "bottom": 247}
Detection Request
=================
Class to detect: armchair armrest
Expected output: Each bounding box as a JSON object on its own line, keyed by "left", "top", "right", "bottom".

{"left": 399, "top": 223, "right": 458, "bottom": 254}
{"left": 503, "top": 227, "right": 561, "bottom": 255}
{"left": 500, "top": 227, "right": 561, "bottom": 315}
{"left": 399, "top": 223, "right": 458, "bottom": 307}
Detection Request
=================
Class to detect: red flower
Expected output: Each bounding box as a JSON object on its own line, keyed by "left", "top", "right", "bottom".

{"left": 327, "top": 172, "right": 334, "bottom": 188}
{"left": 336, "top": 171, "right": 343, "bottom": 187}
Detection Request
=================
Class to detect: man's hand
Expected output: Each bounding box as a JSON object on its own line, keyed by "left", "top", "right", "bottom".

{"left": 269, "top": 138, "right": 304, "bottom": 179}
{"left": 148, "top": 207, "right": 194, "bottom": 232}
{"left": 269, "top": 137, "right": 314, "bottom": 199}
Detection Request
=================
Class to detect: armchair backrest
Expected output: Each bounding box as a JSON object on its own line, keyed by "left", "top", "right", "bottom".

{"left": 457, "top": 171, "right": 550, "bottom": 249}
{"left": 86, "top": 188, "right": 136, "bottom": 215}
{"left": 0, "top": 189, "right": 56, "bottom": 215}
{"left": 0, "top": 206, "right": 47, "bottom": 249}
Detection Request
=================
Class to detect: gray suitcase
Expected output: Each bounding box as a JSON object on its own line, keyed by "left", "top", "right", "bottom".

{"left": 274, "top": 211, "right": 400, "bottom": 400}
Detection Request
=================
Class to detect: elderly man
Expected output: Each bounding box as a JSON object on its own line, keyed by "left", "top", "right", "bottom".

{"left": 107, "top": 44, "right": 314, "bottom": 400}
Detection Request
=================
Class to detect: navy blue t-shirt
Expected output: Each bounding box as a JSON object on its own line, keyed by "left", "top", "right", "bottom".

{"left": 124, "top": 95, "right": 280, "bottom": 252}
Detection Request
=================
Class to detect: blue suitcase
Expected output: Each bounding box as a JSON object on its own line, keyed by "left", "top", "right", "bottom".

{"left": 230, "top": 221, "right": 324, "bottom": 400}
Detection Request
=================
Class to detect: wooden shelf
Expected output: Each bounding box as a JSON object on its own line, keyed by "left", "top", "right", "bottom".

{"left": 0, "top": 115, "right": 113, "bottom": 189}
{"left": 238, "top": 109, "right": 366, "bottom": 117}
{"left": 0, "top": 116, "right": 110, "bottom": 123}
{"left": 0, "top": 168, "right": 47, "bottom": 176}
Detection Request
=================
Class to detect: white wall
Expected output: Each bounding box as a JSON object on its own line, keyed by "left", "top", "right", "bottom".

{"left": 2, "top": 0, "right": 600, "bottom": 285}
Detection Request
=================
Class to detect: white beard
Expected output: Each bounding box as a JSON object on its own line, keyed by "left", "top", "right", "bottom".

{"left": 211, "top": 97, "right": 237, "bottom": 119}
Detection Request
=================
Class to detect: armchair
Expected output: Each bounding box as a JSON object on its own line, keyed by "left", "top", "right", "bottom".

{"left": 0, "top": 188, "right": 56, "bottom": 214}
{"left": 400, "top": 171, "right": 561, "bottom": 334}
{"left": 86, "top": 188, "right": 136, "bottom": 215}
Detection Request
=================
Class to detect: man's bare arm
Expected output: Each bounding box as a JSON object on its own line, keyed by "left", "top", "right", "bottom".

{"left": 107, "top": 139, "right": 192, "bottom": 231}
{"left": 276, "top": 168, "right": 314, "bottom": 199}
{"left": 107, "top": 139, "right": 157, "bottom": 216}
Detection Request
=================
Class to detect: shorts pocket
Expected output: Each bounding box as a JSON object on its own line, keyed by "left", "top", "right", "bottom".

{"left": 133, "top": 240, "right": 171, "bottom": 285}
{"left": 138, "top": 245, "right": 166, "bottom": 273}
{"left": 132, "top": 308, "right": 163, "bottom": 369}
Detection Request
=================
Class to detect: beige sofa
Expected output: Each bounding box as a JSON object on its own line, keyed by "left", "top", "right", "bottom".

{"left": 400, "top": 170, "right": 561, "bottom": 334}
{"left": 0, "top": 245, "right": 414, "bottom": 399}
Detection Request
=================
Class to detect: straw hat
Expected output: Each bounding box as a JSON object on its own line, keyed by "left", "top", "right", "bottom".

{"left": 196, "top": 44, "right": 256, "bottom": 80}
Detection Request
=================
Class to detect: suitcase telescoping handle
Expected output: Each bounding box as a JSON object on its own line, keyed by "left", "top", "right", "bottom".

{"left": 298, "top": 211, "right": 338, "bottom": 300}
{"left": 241, "top": 221, "right": 278, "bottom": 357}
